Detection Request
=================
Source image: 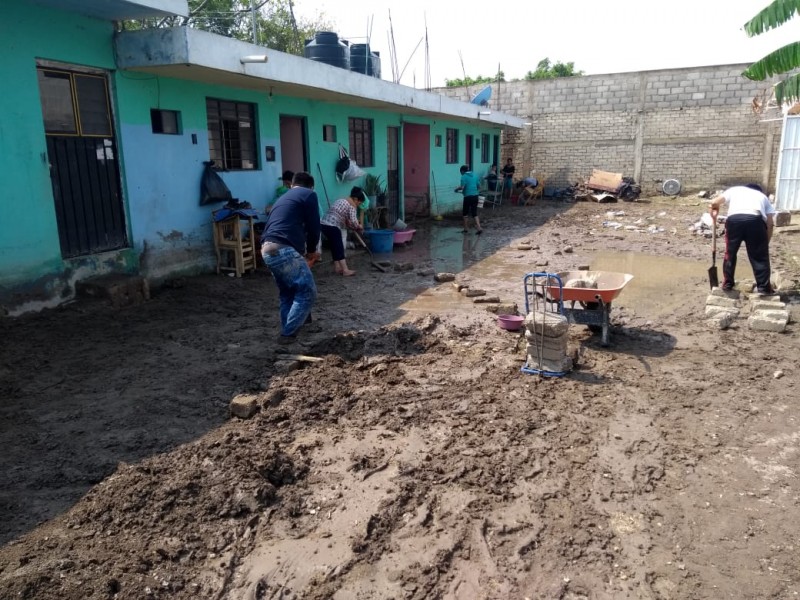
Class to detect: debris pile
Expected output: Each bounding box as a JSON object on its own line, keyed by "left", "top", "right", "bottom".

{"left": 568, "top": 169, "right": 641, "bottom": 202}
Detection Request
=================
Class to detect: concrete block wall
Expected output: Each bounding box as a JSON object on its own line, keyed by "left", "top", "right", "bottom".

{"left": 437, "top": 64, "right": 784, "bottom": 193}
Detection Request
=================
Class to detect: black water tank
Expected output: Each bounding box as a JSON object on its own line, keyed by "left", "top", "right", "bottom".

{"left": 350, "top": 44, "right": 381, "bottom": 78}
{"left": 304, "top": 32, "right": 350, "bottom": 70}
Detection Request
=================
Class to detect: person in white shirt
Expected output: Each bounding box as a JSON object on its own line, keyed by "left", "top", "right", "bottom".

{"left": 709, "top": 183, "right": 776, "bottom": 295}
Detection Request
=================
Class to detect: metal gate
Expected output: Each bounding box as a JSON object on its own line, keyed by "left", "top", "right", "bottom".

{"left": 775, "top": 114, "right": 800, "bottom": 211}
{"left": 37, "top": 66, "right": 127, "bottom": 258}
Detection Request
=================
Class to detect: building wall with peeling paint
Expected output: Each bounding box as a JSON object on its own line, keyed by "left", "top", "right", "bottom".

{"left": 438, "top": 65, "right": 783, "bottom": 194}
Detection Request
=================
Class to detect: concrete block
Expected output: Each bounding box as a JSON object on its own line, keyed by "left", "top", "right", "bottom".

{"left": 486, "top": 303, "right": 518, "bottom": 315}
{"left": 463, "top": 288, "right": 486, "bottom": 297}
{"left": 230, "top": 394, "right": 259, "bottom": 419}
{"left": 526, "top": 355, "right": 573, "bottom": 374}
{"left": 748, "top": 310, "right": 789, "bottom": 332}
{"left": 705, "top": 305, "right": 739, "bottom": 318}
{"left": 525, "top": 312, "right": 569, "bottom": 337}
{"left": 525, "top": 330, "right": 569, "bottom": 350}
{"left": 705, "top": 295, "right": 739, "bottom": 308}
{"left": 748, "top": 292, "right": 781, "bottom": 302}
{"left": 710, "top": 287, "right": 740, "bottom": 299}
{"left": 750, "top": 300, "right": 786, "bottom": 312}
{"left": 473, "top": 296, "right": 500, "bottom": 304}
{"left": 527, "top": 344, "right": 567, "bottom": 362}
{"left": 788, "top": 303, "right": 800, "bottom": 324}
{"left": 775, "top": 211, "right": 792, "bottom": 227}
{"left": 274, "top": 360, "right": 301, "bottom": 374}
{"left": 707, "top": 313, "right": 734, "bottom": 330}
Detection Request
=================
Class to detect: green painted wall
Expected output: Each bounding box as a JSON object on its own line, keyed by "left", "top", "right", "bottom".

{"left": 0, "top": 5, "right": 118, "bottom": 286}
{"left": 0, "top": 2, "right": 502, "bottom": 313}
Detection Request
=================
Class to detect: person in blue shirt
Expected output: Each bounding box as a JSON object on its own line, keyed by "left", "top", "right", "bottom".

{"left": 260, "top": 171, "right": 322, "bottom": 344}
{"left": 455, "top": 165, "right": 483, "bottom": 234}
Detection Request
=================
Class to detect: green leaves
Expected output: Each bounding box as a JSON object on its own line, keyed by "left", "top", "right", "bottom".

{"left": 774, "top": 73, "right": 800, "bottom": 104}
{"left": 524, "top": 58, "right": 584, "bottom": 81}
{"left": 743, "top": 41, "right": 800, "bottom": 79}
{"left": 744, "top": 0, "right": 800, "bottom": 36}
{"left": 743, "top": 1, "right": 800, "bottom": 105}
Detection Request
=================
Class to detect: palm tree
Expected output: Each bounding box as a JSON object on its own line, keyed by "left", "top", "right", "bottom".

{"left": 742, "top": 0, "right": 800, "bottom": 105}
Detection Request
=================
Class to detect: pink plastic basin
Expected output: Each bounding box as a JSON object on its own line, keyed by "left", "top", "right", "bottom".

{"left": 393, "top": 229, "right": 416, "bottom": 244}
{"left": 497, "top": 314, "right": 524, "bottom": 331}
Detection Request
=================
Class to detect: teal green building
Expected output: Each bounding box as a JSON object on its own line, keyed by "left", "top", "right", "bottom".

{"left": 0, "top": 0, "right": 522, "bottom": 314}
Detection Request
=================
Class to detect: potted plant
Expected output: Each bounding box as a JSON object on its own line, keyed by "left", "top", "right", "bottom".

{"left": 362, "top": 173, "right": 384, "bottom": 207}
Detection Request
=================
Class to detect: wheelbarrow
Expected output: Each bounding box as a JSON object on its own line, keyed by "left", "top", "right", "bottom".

{"left": 525, "top": 271, "right": 634, "bottom": 347}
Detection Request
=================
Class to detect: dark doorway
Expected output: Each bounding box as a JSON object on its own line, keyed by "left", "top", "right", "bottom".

{"left": 465, "top": 134, "right": 473, "bottom": 171}
{"left": 386, "top": 126, "right": 400, "bottom": 224}
{"left": 279, "top": 116, "right": 308, "bottom": 175}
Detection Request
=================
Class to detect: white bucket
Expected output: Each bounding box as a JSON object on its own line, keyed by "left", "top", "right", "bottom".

{"left": 477, "top": 196, "right": 486, "bottom": 208}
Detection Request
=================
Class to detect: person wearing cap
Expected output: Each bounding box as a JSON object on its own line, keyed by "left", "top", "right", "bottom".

{"left": 266, "top": 170, "right": 294, "bottom": 213}
{"left": 260, "top": 171, "right": 321, "bottom": 344}
{"left": 320, "top": 186, "right": 365, "bottom": 276}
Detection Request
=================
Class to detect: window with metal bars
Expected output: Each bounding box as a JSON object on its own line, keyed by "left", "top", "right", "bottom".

{"left": 348, "top": 117, "right": 374, "bottom": 167}
{"left": 206, "top": 98, "right": 257, "bottom": 170}
{"left": 481, "top": 134, "right": 490, "bottom": 162}
{"left": 446, "top": 128, "right": 458, "bottom": 164}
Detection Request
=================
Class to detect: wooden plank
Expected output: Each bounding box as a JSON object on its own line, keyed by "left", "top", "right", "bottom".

{"left": 587, "top": 169, "right": 623, "bottom": 193}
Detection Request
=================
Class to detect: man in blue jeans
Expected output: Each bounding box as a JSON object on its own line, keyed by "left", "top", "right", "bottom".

{"left": 260, "top": 171, "right": 321, "bottom": 344}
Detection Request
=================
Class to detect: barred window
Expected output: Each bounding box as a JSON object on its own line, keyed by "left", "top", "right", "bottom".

{"left": 446, "top": 128, "right": 458, "bottom": 164}
{"left": 481, "top": 134, "right": 490, "bottom": 162}
{"left": 206, "top": 98, "right": 257, "bottom": 170}
{"left": 348, "top": 117, "right": 374, "bottom": 167}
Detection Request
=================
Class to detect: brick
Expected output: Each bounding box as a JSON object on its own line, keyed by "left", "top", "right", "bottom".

{"left": 705, "top": 305, "right": 739, "bottom": 318}
{"left": 525, "top": 312, "right": 569, "bottom": 337}
{"left": 526, "top": 355, "right": 573, "bottom": 374}
{"left": 707, "top": 313, "right": 734, "bottom": 329}
{"left": 748, "top": 312, "right": 788, "bottom": 332}
{"left": 230, "top": 394, "right": 259, "bottom": 419}
{"left": 706, "top": 295, "right": 739, "bottom": 308}
{"left": 750, "top": 300, "right": 786, "bottom": 312}
{"left": 524, "top": 330, "right": 569, "bottom": 350}
{"left": 710, "top": 287, "right": 740, "bottom": 299}
{"left": 775, "top": 211, "right": 792, "bottom": 227}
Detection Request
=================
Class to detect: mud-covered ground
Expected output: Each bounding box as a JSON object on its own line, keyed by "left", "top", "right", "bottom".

{"left": 2, "top": 196, "right": 800, "bottom": 600}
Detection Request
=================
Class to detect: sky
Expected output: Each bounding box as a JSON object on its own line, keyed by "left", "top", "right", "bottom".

{"left": 293, "top": 0, "right": 800, "bottom": 89}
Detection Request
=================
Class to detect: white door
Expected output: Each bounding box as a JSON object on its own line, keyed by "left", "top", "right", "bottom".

{"left": 775, "top": 114, "right": 800, "bottom": 210}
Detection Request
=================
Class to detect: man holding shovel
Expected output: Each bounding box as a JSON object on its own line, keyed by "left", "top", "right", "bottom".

{"left": 260, "top": 171, "right": 321, "bottom": 344}
{"left": 709, "top": 183, "right": 776, "bottom": 295}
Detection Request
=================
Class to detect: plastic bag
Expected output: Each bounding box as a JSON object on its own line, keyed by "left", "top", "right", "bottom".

{"left": 334, "top": 145, "right": 365, "bottom": 183}
{"left": 200, "top": 161, "right": 232, "bottom": 205}
{"left": 339, "top": 159, "right": 366, "bottom": 182}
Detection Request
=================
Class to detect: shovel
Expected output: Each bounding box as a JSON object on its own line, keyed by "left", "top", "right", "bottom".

{"left": 353, "top": 231, "right": 388, "bottom": 272}
{"left": 708, "top": 216, "right": 719, "bottom": 289}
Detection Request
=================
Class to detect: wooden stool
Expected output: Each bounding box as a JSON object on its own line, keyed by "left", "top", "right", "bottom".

{"left": 212, "top": 212, "right": 257, "bottom": 277}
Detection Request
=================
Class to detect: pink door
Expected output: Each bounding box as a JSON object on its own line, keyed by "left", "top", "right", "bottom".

{"left": 402, "top": 123, "right": 430, "bottom": 216}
